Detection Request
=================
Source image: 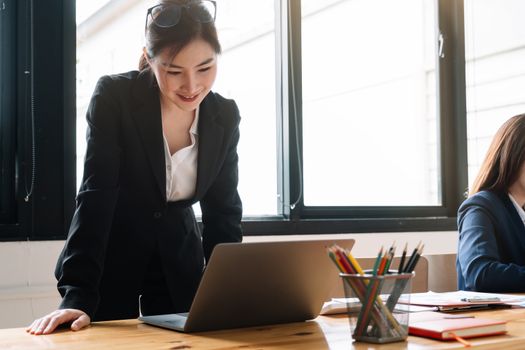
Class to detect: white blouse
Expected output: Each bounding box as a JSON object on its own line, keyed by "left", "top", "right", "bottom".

{"left": 162, "top": 108, "right": 199, "bottom": 201}
{"left": 508, "top": 193, "right": 525, "bottom": 226}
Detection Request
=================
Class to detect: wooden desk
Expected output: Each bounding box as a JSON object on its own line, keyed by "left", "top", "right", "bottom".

{"left": 2, "top": 308, "right": 525, "bottom": 349}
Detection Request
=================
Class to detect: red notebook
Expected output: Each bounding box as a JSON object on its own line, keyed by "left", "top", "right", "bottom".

{"left": 409, "top": 317, "right": 507, "bottom": 340}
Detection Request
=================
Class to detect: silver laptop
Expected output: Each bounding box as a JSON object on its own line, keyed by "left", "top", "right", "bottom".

{"left": 139, "top": 238, "right": 355, "bottom": 332}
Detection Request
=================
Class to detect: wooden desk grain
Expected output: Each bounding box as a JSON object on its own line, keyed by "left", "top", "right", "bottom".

{"left": 2, "top": 308, "right": 525, "bottom": 349}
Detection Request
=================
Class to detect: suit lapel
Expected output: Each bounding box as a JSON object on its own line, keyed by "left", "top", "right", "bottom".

{"left": 130, "top": 70, "right": 166, "bottom": 201}
{"left": 194, "top": 93, "right": 224, "bottom": 200}
{"left": 499, "top": 192, "right": 525, "bottom": 254}
{"left": 500, "top": 193, "right": 524, "bottom": 230}
{"left": 130, "top": 71, "right": 225, "bottom": 203}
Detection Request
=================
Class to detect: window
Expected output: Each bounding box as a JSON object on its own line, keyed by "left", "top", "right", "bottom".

{"left": 2, "top": 0, "right": 470, "bottom": 240}
{"left": 301, "top": 0, "right": 439, "bottom": 207}
{"left": 291, "top": 0, "right": 466, "bottom": 226}
{"left": 76, "top": 0, "right": 278, "bottom": 217}
{"left": 464, "top": 0, "right": 525, "bottom": 187}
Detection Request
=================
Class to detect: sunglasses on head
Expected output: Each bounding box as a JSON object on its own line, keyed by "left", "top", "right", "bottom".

{"left": 145, "top": 0, "right": 216, "bottom": 33}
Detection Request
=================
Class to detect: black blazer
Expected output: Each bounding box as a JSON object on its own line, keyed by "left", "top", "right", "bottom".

{"left": 55, "top": 70, "right": 242, "bottom": 318}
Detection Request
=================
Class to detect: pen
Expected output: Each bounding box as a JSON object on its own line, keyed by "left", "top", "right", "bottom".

{"left": 460, "top": 297, "right": 501, "bottom": 302}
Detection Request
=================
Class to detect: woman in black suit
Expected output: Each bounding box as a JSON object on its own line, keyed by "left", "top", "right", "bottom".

{"left": 27, "top": 0, "right": 242, "bottom": 334}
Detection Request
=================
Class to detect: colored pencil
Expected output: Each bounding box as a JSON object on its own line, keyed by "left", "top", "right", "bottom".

{"left": 384, "top": 242, "right": 396, "bottom": 273}
{"left": 372, "top": 247, "right": 383, "bottom": 276}
{"left": 398, "top": 242, "right": 408, "bottom": 273}
{"left": 405, "top": 244, "right": 424, "bottom": 273}
{"left": 402, "top": 241, "right": 421, "bottom": 273}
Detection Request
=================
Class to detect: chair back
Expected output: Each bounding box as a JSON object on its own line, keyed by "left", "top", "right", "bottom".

{"left": 426, "top": 253, "right": 458, "bottom": 292}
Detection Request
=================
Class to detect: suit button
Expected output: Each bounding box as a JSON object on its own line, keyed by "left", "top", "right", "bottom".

{"left": 153, "top": 212, "right": 162, "bottom": 219}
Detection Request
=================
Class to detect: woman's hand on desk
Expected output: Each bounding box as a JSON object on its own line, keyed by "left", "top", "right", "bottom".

{"left": 26, "top": 309, "right": 91, "bottom": 335}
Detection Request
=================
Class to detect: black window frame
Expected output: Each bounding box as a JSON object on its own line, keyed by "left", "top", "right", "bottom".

{"left": 0, "top": 0, "right": 76, "bottom": 241}
{"left": 245, "top": 0, "right": 467, "bottom": 235}
{"left": 0, "top": 0, "right": 466, "bottom": 240}
{"left": 0, "top": 0, "right": 17, "bottom": 226}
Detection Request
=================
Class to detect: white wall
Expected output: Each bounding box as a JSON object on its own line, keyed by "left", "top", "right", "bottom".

{"left": 0, "top": 231, "right": 458, "bottom": 329}
{"left": 0, "top": 241, "right": 63, "bottom": 329}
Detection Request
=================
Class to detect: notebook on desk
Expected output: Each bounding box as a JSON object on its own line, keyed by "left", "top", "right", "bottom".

{"left": 408, "top": 312, "right": 507, "bottom": 341}
{"left": 139, "top": 238, "right": 355, "bottom": 333}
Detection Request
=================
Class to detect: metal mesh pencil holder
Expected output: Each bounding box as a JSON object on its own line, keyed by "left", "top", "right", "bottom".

{"left": 340, "top": 271, "right": 414, "bottom": 344}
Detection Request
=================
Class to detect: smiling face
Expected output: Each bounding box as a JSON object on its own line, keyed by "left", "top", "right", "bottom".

{"left": 147, "top": 38, "right": 218, "bottom": 114}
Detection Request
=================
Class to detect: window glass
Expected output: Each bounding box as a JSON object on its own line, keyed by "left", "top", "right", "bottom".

{"left": 464, "top": 0, "right": 525, "bottom": 187}
{"left": 301, "top": 0, "right": 439, "bottom": 206}
{"left": 76, "top": 0, "right": 278, "bottom": 216}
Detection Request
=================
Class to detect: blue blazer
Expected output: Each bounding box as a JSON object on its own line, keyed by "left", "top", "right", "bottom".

{"left": 457, "top": 190, "right": 525, "bottom": 292}
{"left": 55, "top": 70, "right": 242, "bottom": 319}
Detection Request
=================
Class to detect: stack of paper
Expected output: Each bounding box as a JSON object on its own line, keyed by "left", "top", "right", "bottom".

{"left": 320, "top": 297, "right": 438, "bottom": 315}
{"left": 398, "top": 291, "right": 525, "bottom": 312}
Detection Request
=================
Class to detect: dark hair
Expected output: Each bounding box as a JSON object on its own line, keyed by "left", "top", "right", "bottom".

{"left": 470, "top": 113, "right": 525, "bottom": 196}
{"left": 139, "top": 0, "right": 221, "bottom": 71}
